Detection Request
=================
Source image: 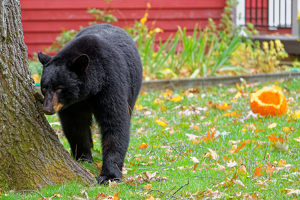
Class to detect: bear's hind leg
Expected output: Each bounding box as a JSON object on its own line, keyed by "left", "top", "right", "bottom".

{"left": 58, "top": 102, "right": 93, "bottom": 163}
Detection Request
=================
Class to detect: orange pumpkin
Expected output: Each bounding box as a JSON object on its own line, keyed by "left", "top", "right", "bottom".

{"left": 250, "top": 86, "right": 287, "bottom": 116}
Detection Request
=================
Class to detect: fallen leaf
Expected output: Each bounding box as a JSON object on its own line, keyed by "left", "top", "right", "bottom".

{"left": 186, "top": 88, "right": 201, "bottom": 94}
{"left": 215, "top": 130, "right": 230, "bottom": 138}
{"left": 229, "top": 144, "right": 238, "bottom": 153}
{"left": 253, "top": 167, "right": 263, "bottom": 177}
{"left": 235, "top": 179, "right": 245, "bottom": 188}
{"left": 169, "top": 95, "right": 183, "bottom": 102}
{"left": 193, "top": 163, "right": 198, "bottom": 171}
{"left": 239, "top": 164, "right": 247, "bottom": 174}
{"left": 145, "top": 196, "right": 155, "bottom": 200}
{"left": 257, "top": 179, "right": 269, "bottom": 187}
{"left": 144, "top": 171, "right": 157, "bottom": 181}
{"left": 96, "top": 193, "right": 107, "bottom": 198}
{"left": 204, "top": 189, "right": 225, "bottom": 199}
{"left": 113, "top": 193, "right": 120, "bottom": 200}
{"left": 292, "top": 110, "right": 300, "bottom": 120}
{"left": 216, "top": 102, "right": 231, "bottom": 110}
{"left": 282, "top": 188, "right": 300, "bottom": 196}
{"left": 243, "top": 111, "right": 258, "bottom": 120}
{"left": 229, "top": 140, "right": 241, "bottom": 145}
{"left": 178, "top": 106, "right": 207, "bottom": 116}
{"left": 266, "top": 163, "right": 276, "bottom": 177}
{"left": 278, "top": 159, "right": 287, "bottom": 167}
{"left": 282, "top": 127, "right": 290, "bottom": 133}
{"left": 160, "top": 105, "right": 166, "bottom": 111}
{"left": 191, "top": 156, "right": 200, "bottom": 163}
{"left": 287, "top": 189, "right": 300, "bottom": 196}
{"left": 227, "top": 160, "right": 238, "bottom": 168}
{"left": 155, "top": 119, "right": 167, "bottom": 127}
{"left": 267, "top": 134, "right": 279, "bottom": 144}
{"left": 204, "top": 148, "right": 219, "bottom": 161}
{"left": 143, "top": 184, "right": 152, "bottom": 190}
{"left": 267, "top": 134, "right": 285, "bottom": 144}
{"left": 161, "top": 89, "right": 173, "bottom": 98}
{"left": 138, "top": 142, "right": 148, "bottom": 149}
{"left": 186, "top": 133, "right": 200, "bottom": 141}
{"left": 255, "top": 128, "right": 265, "bottom": 133}
{"left": 153, "top": 98, "right": 163, "bottom": 105}
{"left": 224, "top": 111, "right": 242, "bottom": 117}
{"left": 192, "top": 139, "right": 200, "bottom": 145}
{"left": 233, "top": 91, "right": 242, "bottom": 100}
{"left": 217, "top": 163, "right": 225, "bottom": 171}
{"left": 234, "top": 139, "right": 250, "bottom": 153}
{"left": 268, "top": 123, "right": 277, "bottom": 129}
{"left": 294, "top": 137, "right": 300, "bottom": 143}
{"left": 135, "top": 104, "right": 143, "bottom": 111}
{"left": 202, "top": 130, "right": 215, "bottom": 143}
{"left": 192, "top": 124, "right": 201, "bottom": 131}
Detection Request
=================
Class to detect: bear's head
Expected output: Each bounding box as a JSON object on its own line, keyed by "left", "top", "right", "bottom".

{"left": 38, "top": 52, "right": 90, "bottom": 115}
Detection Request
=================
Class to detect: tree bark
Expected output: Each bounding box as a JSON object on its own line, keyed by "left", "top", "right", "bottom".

{"left": 0, "top": 0, "right": 94, "bottom": 190}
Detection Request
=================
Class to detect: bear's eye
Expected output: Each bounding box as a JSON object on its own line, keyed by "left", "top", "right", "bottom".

{"left": 55, "top": 88, "right": 63, "bottom": 93}
{"left": 55, "top": 85, "right": 64, "bottom": 90}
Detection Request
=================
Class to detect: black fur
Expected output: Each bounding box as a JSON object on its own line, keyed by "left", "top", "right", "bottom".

{"left": 38, "top": 24, "right": 143, "bottom": 184}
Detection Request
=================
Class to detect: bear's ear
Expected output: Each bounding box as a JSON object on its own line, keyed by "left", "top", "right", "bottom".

{"left": 71, "top": 54, "right": 90, "bottom": 75}
{"left": 38, "top": 52, "right": 52, "bottom": 66}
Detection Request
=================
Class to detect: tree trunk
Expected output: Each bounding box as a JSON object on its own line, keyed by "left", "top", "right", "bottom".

{"left": 0, "top": 0, "right": 94, "bottom": 190}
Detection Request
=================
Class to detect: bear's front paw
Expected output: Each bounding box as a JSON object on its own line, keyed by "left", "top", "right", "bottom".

{"left": 96, "top": 175, "right": 121, "bottom": 185}
{"left": 76, "top": 153, "right": 93, "bottom": 163}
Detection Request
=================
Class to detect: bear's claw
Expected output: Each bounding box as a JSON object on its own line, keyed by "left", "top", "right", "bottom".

{"left": 96, "top": 175, "right": 121, "bottom": 185}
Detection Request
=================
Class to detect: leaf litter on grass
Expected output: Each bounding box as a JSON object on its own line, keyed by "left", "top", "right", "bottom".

{"left": 7, "top": 79, "right": 299, "bottom": 200}
{"left": 128, "top": 79, "right": 300, "bottom": 199}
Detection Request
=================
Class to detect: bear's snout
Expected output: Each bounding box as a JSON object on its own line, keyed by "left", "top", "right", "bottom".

{"left": 42, "top": 92, "right": 63, "bottom": 115}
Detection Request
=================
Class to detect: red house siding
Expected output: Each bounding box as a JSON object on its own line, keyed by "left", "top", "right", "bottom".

{"left": 20, "top": 0, "right": 226, "bottom": 57}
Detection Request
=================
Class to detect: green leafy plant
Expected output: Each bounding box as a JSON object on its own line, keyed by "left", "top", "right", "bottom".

{"left": 87, "top": 8, "right": 118, "bottom": 24}
{"left": 230, "top": 40, "right": 288, "bottom": 73}
{"left": 125, "top": 4, "right": 180, "bottom": 80}
{"left": 174, "top": 22, "right": 243, "bottom": 78}
{"left": 46, "top": 29, "right": 78, "bottom": 53}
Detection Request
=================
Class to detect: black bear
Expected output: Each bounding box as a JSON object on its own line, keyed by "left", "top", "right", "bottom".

{"left": 38, "top": 24, "right": 143, "bottom": 184}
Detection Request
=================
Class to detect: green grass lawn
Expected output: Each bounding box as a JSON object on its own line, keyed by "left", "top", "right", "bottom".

{"left": 2, "top": 79, "right": 300, "bottom": 200}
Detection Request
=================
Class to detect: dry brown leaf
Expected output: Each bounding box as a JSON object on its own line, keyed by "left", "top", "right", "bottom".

{"left": 204, "top": 148, "right": 219, "bottom": 161}
{"left": 266, "top": 163, "right": 276, "bottom": 177}
{"left": 268, "top": 123, "right": 277, "bottom": 129}
{"left": 227, "top": 160, "right": 238, "bottom": 168}
{"left": 143, "top": 184, "right": 152, "bottom": 190}
{"left": 253, "top": 167, "right": 263, "bottom": 177}
{"left": 216, "top": 163, "right": 225, "bottom": 171}
{"left": 144, "top": 171, "right": 157, "bottom": 181}
{"left": 294, "top": 137, "right": 300, "bottom": 143}
{"left": 138, "top": 142, "right": 148, "bottom": 149}
{"left": 191, "top": 156, "right": 200, "bottom": 163}
{"left": 239, "top": 164, "right": 248, "bottom": 174}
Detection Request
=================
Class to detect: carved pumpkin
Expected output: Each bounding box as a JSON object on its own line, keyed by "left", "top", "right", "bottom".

{"left": 250, "top": 86, "right": 287, "bottom": 116}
